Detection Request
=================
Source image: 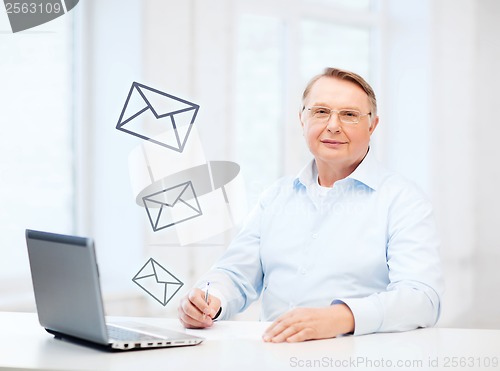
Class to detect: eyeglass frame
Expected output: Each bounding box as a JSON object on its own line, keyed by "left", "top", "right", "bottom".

{"left": 302, "top": 106, "right": 372, "bottom": 125}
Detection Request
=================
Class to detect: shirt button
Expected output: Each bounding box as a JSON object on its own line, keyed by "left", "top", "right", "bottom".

{"left": 300, "top": 268, "right": 307, "bottom": 275}
{"left": 312, "top": 233, "right": 318, "bottom": 239}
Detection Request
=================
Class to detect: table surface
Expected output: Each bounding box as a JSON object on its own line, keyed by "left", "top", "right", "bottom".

{"left": 0, "top": 312, "right": 499, "bottom": 371}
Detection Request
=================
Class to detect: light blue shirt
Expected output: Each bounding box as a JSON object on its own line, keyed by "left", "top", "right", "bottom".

{"left": 199, "top": 149, "right": 443, "bottom": 335}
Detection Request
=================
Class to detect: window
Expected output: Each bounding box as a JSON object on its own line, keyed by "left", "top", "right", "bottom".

{"left": 304, "top": 0, "right": 372, "bottom": 11}
{"left": 234, "top": 15, "right": 285, "bottom": 203}
{"left": 300, "top": 19, "right": 371, "bottom": 82}
{"left": 0, "top": 11, "right": 74, "bottom": 307}
{"left": 234, "top": 0, "right": 377, "bottom": 204}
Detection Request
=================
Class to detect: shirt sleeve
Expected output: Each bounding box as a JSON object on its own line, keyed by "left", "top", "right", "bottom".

{"left": 194, "top": 184, "right": 281, "bottom": 320}
{"left": 333, "top": 184, "right": 444, "bottom": 336}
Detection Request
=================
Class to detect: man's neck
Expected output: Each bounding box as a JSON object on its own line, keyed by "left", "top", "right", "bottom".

{"left": 316, "top": 162, "right": 355, "bottom": 187}
{"left": 315, "top": 149, "right": 369, "bottom": 187}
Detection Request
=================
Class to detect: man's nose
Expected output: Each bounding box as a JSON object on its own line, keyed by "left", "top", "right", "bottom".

{"left": 326, "top": 112, "right": 342, "bottom": 132}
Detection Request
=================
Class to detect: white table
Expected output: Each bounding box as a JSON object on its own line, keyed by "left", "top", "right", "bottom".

{"left": 0, "top": 312, "right": 499, "bottom": 370}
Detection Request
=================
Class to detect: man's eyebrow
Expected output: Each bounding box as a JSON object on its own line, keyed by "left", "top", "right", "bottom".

{"left": 310, "top": 102, "right": 362, "bottom": 110}
{"left": 309, "top": 102, "right": 331, "bottom": 107}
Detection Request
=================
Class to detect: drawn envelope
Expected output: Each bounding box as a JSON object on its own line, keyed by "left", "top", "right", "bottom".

{"left": 116, "top": 82, "right": 199, "bottom": 152}
{"left": 132, "top": 258, "right": 183, "bottom": 306}
{"left": 142, "top": 181, "right": 202, "bottom": 232}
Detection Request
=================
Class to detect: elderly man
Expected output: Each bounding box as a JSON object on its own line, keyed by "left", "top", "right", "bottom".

{"left": 178, "top": 67, "right": 443, "bottom": 342}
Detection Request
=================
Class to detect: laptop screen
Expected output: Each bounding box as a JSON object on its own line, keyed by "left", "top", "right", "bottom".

{"left": 25, "top": 230, "right": 109, "bottom": 345}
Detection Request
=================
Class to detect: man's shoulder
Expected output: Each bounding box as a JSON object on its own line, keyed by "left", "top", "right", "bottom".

{"left": 377, "top": 168, "right": 431, "bottom": 205}
{"left": 257, "top": 176, "right": 298, "bottom": 206}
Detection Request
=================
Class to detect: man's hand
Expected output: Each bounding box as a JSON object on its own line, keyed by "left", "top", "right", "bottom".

{"left": 262, "top": 304, "right": 354, "bottom": 343}
{"left": 178, "top": 288, "right": 221, "bottom": 329}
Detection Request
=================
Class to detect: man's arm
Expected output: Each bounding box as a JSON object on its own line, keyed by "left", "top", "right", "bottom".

{"left": 178, "top": 183, "right": 283, "bottom": 328}
{"left": 339, "top": 187, "right": 443, "bottom": 335}
{"left": 263, "top": 184, "right": 443, "bottom": 341}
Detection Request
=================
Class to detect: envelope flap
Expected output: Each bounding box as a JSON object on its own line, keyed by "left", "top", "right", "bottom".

{"left": 144, "top": 182, "right": 190, "bottom": 206}
{"left": 133, "top": 258, "right": 156, "bottom": 279}
{"left": 136, "top": 83, "right": 197, "bottom": 118}
{"left": 152, "top": 260, "right": 182, "bottom": 284}
{"left": 117, "top": 83, "right": 150, "bottom": 127}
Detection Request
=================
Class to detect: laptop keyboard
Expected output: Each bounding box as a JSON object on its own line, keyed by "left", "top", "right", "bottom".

{"left": 107, "top": 325, "right": 166, "bottom": 341}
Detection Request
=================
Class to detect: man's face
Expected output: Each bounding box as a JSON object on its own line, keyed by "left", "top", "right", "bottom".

{"left": 300, "top": 76, "right": 378, "bottom": 170}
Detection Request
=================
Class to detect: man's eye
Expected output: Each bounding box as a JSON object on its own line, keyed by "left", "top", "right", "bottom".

{"left": 342, "top": 110, "right": 359, "bottom": 118}
{"left": 313, "top": 108, "right": 329, "bottom": 115}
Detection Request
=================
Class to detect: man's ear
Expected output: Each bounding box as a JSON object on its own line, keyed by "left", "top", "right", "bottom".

{"left": 299, "top": 109, "right": 305, "bottom": 129}
{"left": 369, "top": 115, "right": 379, "bottom": 134}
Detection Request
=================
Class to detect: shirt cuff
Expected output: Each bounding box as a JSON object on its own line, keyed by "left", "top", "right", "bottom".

{"left": 332, "top": 297, "right": 383, "bottom": 336}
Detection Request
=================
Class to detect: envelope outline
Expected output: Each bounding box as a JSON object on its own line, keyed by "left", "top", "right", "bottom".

{"left": 132, "top": 258, "right": 184, "bottom": 306}
{"left": 116, "top": 82, "right": 200, "bottom": 152}
{"left": 142, "top": 181, "right": 203, "bottom": 232}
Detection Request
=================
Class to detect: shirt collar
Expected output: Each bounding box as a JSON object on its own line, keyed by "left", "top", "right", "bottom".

{"left": 293, "top": 148, "right": 383, "bottom": 191}
{"left": 346, "top": 148, "right": 382, "bottom": 191}
{"left": 294, "top": 160, "right": 316, "bottom": 190}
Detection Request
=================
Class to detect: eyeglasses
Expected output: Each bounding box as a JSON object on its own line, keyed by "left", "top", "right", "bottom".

{"left": 304, "top": 106, "right": 371, "bottom": 125}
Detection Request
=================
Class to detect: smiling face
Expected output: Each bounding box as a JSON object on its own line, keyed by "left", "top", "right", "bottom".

{"left": 300, "top": 76, "right": 378, "bottom": 176}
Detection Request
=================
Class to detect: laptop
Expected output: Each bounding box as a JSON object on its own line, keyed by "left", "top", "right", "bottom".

{"left": 25, "top": 229, "right": 204, "bottom": 351}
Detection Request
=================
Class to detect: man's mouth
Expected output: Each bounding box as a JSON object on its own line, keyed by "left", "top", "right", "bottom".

{"left": 321, "top": 139, "right": 347, "bottom": 145}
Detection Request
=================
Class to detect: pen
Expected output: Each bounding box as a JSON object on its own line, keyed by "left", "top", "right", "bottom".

{"left": 204, "top": 281, "right": 210, "bottom": 304}
{"left": 203, "top": 282, "right": 210, "bottom": 319}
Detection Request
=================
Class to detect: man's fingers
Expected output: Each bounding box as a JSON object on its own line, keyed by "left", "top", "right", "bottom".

{"left": 269, "top": 324, "right": 301, "bottom": 343}
{"left": 188, "top": 289, "right": 210, "bottom": 313}
{"left": 188, "top": 289, "right": 221, "bottom": 317}
{"left": 178, "top": 288, "right": 223, "bottom": 329}
{"left": 181, "top": 297, "right": 212, "bottom": 324}
{"left": 284, "top": 328, "right": 314, "bottom": 343}
{"left": 178, "top": 306, "right": 212, "bottom": 328}
{"left": 177, "top": 289, "right": 214, "bottom": 328}
{"left": 263, "top": 315, "right": 293, "bottom": 341}
{"left": 263, "top": 314, "right": 285, "bottom": 336}
{"left": 206, "top": 295, "right": 221, "bottom": 318}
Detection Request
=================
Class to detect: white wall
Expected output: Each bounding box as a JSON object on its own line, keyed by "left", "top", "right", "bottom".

{"left": 474, "top": 0, "right": 500, "bottom": 327}
{"left": 377, "top": 0, "right": 433, "bottom": 195}
{"left": 428, "top": 0, "right": 479, "bottom": 326}
{"left": 374, "top": 0, "right": 500, "bottom": 328}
